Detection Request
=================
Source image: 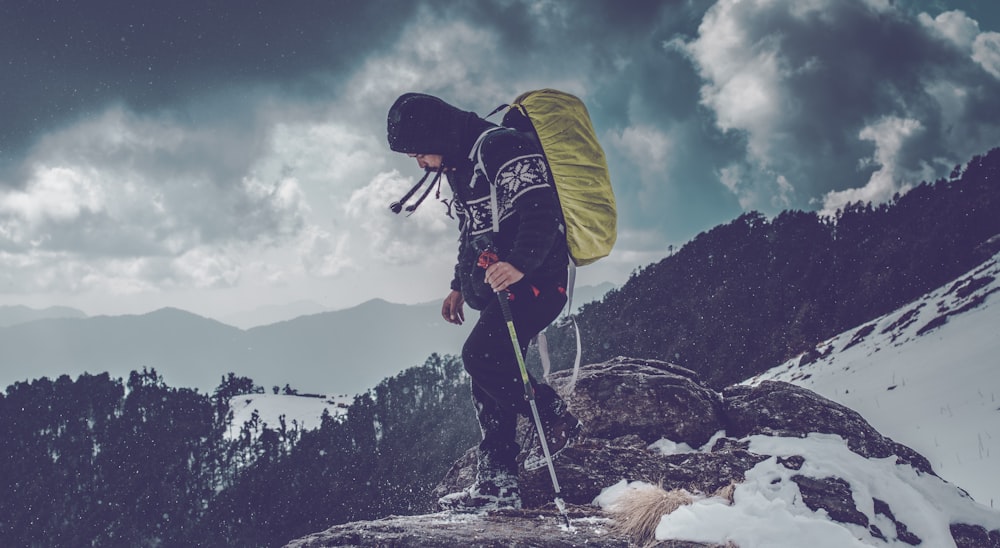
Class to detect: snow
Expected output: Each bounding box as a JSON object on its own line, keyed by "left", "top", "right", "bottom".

{"left": 598, "top": 433, "right": 1000, "bottom": 547}
{"left": 225, "top": 392, "right": 350, "bottom": 441}
{"left": 593, "top": 253, "right": 1000, "bottom": 546}
{"left": 746, "top": 252, "right": 1000, "bottom": 508}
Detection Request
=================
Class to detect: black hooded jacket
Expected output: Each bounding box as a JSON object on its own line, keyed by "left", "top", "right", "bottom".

{"left": 387, "top": 93, "right": 568, "bottom": 310}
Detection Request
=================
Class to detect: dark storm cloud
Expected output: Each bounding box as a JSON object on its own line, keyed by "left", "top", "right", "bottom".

{"left": 2, "top": 0, "right": 999, "bottom": 305}
{"left": 0, "top": 0, "right": 418, "bottom": 171}
{"left": 413, "top": 0, "right": 741, "bottom": 237}
{"left": 679, "top": 0, "right": 1000, "bottom": 213}
{"left": 1, "top": 0, "right": 730, "bottom": 241}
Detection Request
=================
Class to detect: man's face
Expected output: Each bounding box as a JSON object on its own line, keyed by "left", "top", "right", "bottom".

{"left": 408, "top": 153, "right": 443, "bottom": 170}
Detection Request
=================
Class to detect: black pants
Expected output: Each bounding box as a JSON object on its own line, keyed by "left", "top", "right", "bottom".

{"left": 462, "top": 281, "right": 567, "bottom": 471}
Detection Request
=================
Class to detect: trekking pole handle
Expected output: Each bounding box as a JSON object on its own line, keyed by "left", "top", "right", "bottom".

{"left": 478, "top": 249, "right": 516, "bottom": 319}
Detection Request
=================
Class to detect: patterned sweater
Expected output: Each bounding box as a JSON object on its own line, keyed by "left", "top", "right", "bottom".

{"left": 448, "top": 128, "right": 568, "bottom": 310}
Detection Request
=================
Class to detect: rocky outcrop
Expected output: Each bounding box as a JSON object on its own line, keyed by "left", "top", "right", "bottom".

{"left": 721, "top": 381, "right": 933, "bottom": 472}
{"left": 286, "top": 357, "right": 1000, "bottom": 547}
{"left": 284, "top": 504, "right": 715, "bottom": 548}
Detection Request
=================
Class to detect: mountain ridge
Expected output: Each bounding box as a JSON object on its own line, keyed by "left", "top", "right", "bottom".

{"left": 0, "top": 304, "right": 87, "bottom": 327}
{"left": 0, "top": 299, "right": 468, "bottom": 395}
{"left": 0, "top": 283, "right": 617, "bottom": 395}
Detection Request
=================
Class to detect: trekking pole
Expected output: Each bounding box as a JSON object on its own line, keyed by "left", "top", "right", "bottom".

{"left": 478, "top": 250, "right": 571, "bottom": 528}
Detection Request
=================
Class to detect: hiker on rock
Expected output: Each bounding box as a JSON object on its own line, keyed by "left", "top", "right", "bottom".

{"left": 386, "top": 93, "right": 582, "bottom": 511}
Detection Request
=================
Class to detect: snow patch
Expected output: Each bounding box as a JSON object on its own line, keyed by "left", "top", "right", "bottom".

{"left": 225, "top": 392, "right": 350, "bottom": 441}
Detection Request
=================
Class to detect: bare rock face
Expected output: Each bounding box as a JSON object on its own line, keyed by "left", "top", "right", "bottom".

{"left": 722, "top": 381, "right": 933, "bottom": 473}
{"left": 283, "top": 504, "right": 630, "bottom": 548}
{"left": 558, "top": 358, "right": 723, "bottom": 445}
{"left": 286, "top": 357, "right": 999, "bottom": 547}
{"left": 283, "top": 504, "right": 720, "bottom": 548}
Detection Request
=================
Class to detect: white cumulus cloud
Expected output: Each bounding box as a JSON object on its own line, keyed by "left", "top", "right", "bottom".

{"left": 821, "top": 116, "right": 924, "bottom": 216}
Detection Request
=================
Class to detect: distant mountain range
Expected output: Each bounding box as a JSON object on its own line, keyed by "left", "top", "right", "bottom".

{"left": 0, "top": 305, "right": 87, "bottom": 327}
{"left": 0, "top": 284, "right": 614, "bottom": 396}
{"left": 216, "top": 282, "right": 617, "bottom": 329}
{"left": 220, "top": 300, "right": 332, "bottom": 330}
{"left": 0, "top": 300, "right": 467, "bottom": 397}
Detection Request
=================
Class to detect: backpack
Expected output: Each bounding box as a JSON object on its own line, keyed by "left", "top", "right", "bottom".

{"left": 498, "top": 89, "right": 618, "bottom": 267}
{"left": 483, "top": 89, "right": 618, "bottom": 391}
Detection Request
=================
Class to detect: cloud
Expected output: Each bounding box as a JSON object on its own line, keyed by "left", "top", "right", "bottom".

{"left": 0, "top": 1, "right": 420, "bottom": 164}
{"left": 606, "top": 125, "right": 674, "bottom": 191}
{"left": 338, "top": 4, "right": 534, "bottom": 117}
{"left": 973, "top": 32, "right": 1000, "bottom": 78}
{"left": 918, "top": 10, "right": 1000, "bottom": 78}
{"left": 345, "top": 170, "right": 455, "bottom": 266}
{"left": 0, "top": 5, "right": 514, "bottom": 301}
{"left": 920, "top": 9, "right": 1000, "bottom": 78}
{"left": 680, "top": 0, "right": 1000, "bottom": 216}
{"left": 171, "top": 248, "right": 243, "bottom": 289}
{"left": 0, "top": 104, "right": 311, "bottom": 294}
{"left": 0, "top": 166, "right": 104, "bottom": 239}
{"left": 297, "top": 226, "right": 353, "bottom": 278}
{"left": 4, "top": 0, "right": 999, "bottom": 315}
{"left": 820, "top": 116, "right": 924, "bottom": 215}
{"left": 920, "top": 10, "right": 981, "bottom": 48}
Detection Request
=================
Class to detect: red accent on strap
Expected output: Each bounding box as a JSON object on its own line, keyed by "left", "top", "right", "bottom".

{"left": 477, "top": 250, "right": 499, "bottom": 269}
{"left": 557, "top": 286, "right": 566, "bottom": 295}
{"left": 531, "top": 285, "right": 540, "bottom": 297}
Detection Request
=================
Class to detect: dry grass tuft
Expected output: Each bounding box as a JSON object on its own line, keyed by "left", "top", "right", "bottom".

{"left": 713, "top": 481, "right": 737, "bottom": 504}
{"left": 608, "top": 483, "right": 693, "bottom": 547}
{"left": 608, "top": 481, "right": 740, "bottom": 547}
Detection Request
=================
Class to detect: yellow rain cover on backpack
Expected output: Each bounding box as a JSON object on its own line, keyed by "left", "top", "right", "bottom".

{"left": 510, "top": 89, "right": 617, "bottom": 266}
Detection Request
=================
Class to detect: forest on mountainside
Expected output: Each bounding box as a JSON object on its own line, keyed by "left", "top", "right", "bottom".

{"left": 540, "top": 147, "right": 1000, "bottom": 388}
{"left": 2, "top": 147, "right": 998, "bottom": 547}
{"left": 0, "top": 356, "right": 478, "bottom": 547}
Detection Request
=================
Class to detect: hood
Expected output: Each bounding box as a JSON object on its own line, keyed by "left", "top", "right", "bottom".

{"left": 386, "top": 93, "right": 495, "bottom": 165}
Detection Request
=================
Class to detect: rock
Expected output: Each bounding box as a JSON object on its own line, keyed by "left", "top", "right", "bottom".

{"left": 282, "top": 504, "right": 723, "bottom": 547}
{"left": 722, "top": 381, "right": 934, "bottom": 473}
{"left": 513, "top": 438, "right": 766, "bottom": 509}
{"left": 950, "top": 523, "right": 1000, "bottom": 548}
{"left": 282, "top": 504, "right": 629, "bottom": 548}
{"left": 559, "top": 357, "right": 723, "bottom": 446}
{"left": 791, "top": 475, "right": 870, "bottom": 528}
{"left": 286, "top": 357, "right": 1000, "bottom": 547}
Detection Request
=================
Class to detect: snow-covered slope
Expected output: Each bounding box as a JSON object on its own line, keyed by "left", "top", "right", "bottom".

{"left": 746, "top": 251, "right": 1000, "bottom": 509}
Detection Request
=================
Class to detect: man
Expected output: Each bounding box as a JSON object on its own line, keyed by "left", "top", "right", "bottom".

{"left": 386, "top": 93, "right": 581, "bottom": 511}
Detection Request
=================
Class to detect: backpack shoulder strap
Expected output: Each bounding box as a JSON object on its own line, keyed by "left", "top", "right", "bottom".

{"left": 468, "top": 127, "right": 503, "bottom": 177}
{"left": 469, "top": 127, "right": 504, "bottom": 233}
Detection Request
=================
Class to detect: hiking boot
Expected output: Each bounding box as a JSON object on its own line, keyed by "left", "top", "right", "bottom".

{"left": 522, "top": 404, "right": 583, "bottom": 471}
{"left": 438, "top": 470, "right": 522, "bottom": 513}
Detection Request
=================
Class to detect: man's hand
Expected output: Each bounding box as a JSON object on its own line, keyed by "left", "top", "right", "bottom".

{"left": 484, "top": 261, "right": 524, "bottom": 292}
{"left": 442, "top": 290, "right": 465, "bottom": 325}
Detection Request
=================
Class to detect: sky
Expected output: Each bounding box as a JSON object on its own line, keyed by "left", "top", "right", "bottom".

{"left": 1, "top": 0, "right": 999, "bottom": 321}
